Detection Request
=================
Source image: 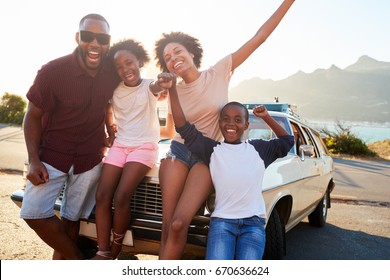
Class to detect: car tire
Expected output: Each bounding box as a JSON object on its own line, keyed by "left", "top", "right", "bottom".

{"left": 263, "top": 209, "right": 285, "bottom": 260}
{"left": 308, "top": 190, "right": 329, "bottom": 227}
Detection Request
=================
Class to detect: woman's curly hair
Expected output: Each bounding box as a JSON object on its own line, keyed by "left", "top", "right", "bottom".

{"left": 154, "top": 31, "right": 203, "bottom": 72}
{"left": 108, "top": 38, "right": 150, "bottom": 67}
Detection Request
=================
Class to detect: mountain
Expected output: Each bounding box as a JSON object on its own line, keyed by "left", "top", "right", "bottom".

{"left": 228, "top": 56, "right": 390, "bottom": 123}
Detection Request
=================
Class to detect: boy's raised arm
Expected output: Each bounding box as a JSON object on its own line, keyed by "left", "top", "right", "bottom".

{"left": 253, "top": 105, "right": 289, "bottom": 137}
{"left": 158, "top": 73, "right": 187, "bottom": 129}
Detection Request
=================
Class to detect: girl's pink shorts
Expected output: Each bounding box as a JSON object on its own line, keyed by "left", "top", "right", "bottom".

{"left": 103, "top": 141, "right": 158, "bottom": 168}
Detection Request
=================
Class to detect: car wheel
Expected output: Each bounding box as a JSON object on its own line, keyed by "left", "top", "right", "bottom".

{"left": 263, "top": 209, "right": 285, "bottom": 260}
{"left": 308, "top": 190, "right": 329, "bottom": 227}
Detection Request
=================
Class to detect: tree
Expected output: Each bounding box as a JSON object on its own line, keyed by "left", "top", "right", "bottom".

{"left": 0, "top": 92, "right": 27, "bottom": 125}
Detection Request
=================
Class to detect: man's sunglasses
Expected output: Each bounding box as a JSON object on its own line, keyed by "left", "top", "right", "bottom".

{"left": 79, "top": 30, "right": 111, "bottom": 45}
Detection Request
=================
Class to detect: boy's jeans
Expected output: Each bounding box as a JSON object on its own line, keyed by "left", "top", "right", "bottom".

{"left": 206, "top": 216, "right": 266, "bottom": 260}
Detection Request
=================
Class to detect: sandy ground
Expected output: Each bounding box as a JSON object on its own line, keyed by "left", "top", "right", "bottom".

{"left": 0, "top": 172, "right": 53, "bottom": 260}
{"left": 0, "top": 172, "right": 157, "bottom": 260}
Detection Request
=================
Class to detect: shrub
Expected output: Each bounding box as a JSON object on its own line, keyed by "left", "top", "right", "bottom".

{"left": 321, "top": 121, "right": 376, "bottom": 157}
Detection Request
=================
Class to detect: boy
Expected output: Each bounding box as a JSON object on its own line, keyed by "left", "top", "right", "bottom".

{"left": 164, "top": 74, "right": 294, "bottom": 259}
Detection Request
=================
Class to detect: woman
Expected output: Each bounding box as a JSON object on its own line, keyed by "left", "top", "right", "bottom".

{"left": 154, "top": 0, "right": 295, "bottom": 259}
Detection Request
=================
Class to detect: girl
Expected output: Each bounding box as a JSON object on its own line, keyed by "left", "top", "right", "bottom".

{"left": 91, "top": 39, "right": 169, "bottom": 260}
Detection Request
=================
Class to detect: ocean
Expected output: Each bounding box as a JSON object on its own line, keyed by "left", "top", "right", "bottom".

{"left": 308, "top": 121, "right": 390, "bottom": 144}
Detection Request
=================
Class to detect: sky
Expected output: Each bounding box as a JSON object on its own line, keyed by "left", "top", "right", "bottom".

{"left": 1, "top": 0, "right": 389, "bottom": 98}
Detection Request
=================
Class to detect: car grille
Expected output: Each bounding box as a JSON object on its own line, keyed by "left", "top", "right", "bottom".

{"left": 56, "top": 181, "right": 163, "bottom": 217}
{"left": 131, "top": 182, "right": 162, "bottom": 216}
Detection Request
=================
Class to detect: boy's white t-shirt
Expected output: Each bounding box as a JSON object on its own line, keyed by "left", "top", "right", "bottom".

{"left": 176, "top": 122, "right": 295, "bottom": 219}
{"left": 110, "top": 79, "right": 160, "bottom": 146}
{"left": 209, "top": 142, "right": 267, "bottom": 219}
{"left": 169, "top": 55, "right": 232, "bottom": 143}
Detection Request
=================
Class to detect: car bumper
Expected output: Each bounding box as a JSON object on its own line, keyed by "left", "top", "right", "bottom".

{"left": 10, "top": 189, "right": 208, "bottom": 258}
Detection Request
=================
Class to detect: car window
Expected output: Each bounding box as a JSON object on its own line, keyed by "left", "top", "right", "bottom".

{"left": 301, "top": 126, "right": 319, "bottom": 158}
{"left": 310, "top": 129, "right": 329, "bottom": 156}
{"left": 290, "top": 122, "right": 305, "bottom": 155}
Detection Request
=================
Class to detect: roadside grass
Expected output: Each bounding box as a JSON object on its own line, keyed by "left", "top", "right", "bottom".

{"left": 367, "top": 140, "right": 390, "bottom": 160}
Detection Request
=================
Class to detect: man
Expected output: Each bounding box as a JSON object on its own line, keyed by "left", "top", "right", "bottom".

{"left": 20, "top": 14, "right": 120, "bottom": 260}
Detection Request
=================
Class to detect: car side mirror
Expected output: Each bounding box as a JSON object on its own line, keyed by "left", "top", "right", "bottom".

{"left": 299, "top": 144, "right": 314, "bottom": 160}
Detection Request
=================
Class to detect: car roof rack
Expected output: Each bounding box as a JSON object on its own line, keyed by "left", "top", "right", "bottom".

{"left": 243, "top": 102, "right": 303, "bottom": 120}
{"left": 243, "top": 102, "right": 290, "bottom": 113}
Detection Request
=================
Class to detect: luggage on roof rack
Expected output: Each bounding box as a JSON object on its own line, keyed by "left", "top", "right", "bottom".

{"left": 243, "top": 103, "right": 289, "bottom": 113}
{"left": 243, "top": 102, "right": 302, "bottom": 120}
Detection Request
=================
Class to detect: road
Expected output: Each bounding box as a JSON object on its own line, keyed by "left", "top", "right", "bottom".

{"left": 332, "top": 158, "right": 390, "bottom": 204}
{"left": 285, "top": 202, "right": 390, "bottom": 259}
{"left": 0, "top": 125, "right": 26, "bottom": 173}
{"left": 0, "top": 125, "right": 389, "bottom": 260}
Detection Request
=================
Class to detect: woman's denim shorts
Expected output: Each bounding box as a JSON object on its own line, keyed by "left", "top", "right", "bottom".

{"left": 163, "top": 140, "right": 204, "bottom": 168}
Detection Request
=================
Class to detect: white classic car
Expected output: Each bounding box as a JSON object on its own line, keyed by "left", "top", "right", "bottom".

{"left": 11, "top": 103, "right": 334, "bottom": 259}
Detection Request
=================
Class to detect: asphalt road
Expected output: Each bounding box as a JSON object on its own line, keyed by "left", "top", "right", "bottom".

{"left": 332, "top": 158, "right": 390, "bottom": 204}
{"left": 1, "top": 125, "right": 389, "bottom": 260}
{"left": 0, "top": 125, "right": 26, "bottom": 173}
{"left": 285, "top": 203, "right": 390, "bottom": 259}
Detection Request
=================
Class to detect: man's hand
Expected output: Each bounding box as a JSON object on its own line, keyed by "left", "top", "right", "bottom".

{"left": 104, "top": 135, "right": 115, "bottom": 148}
{"left": 26, "top": 161, "right": 49, "bottom": 186}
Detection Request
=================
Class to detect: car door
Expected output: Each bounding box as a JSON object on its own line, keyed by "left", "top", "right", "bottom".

{"left": 307, "top": 128, "right": 334, "bottom": 195}
{"left": 289, "top": 122, "right": 322, "bottom": 218}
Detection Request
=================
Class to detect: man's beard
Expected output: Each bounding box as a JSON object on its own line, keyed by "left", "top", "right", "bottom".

{"left": 77, "top": 46, "right": 102, "bottom": 71}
